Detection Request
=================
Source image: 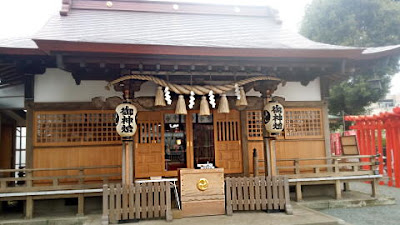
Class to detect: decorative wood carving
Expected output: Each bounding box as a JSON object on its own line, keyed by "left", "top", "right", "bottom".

{"left": 106, "top": 96, "right": 123, "bottom": 109}
{"left": 91, "top": 96, "right": 105, "bottom": 109}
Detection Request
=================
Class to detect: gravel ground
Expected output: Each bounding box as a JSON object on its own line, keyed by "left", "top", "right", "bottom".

{"left": 320, "top": 182, "right": 400, "bottom": 225}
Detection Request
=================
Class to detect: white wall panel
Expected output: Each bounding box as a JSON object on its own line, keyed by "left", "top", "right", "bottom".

{"left": 35, "top": 69, "right": 321, "bottom": 102}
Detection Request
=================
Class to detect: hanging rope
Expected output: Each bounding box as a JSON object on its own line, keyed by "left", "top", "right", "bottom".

{"left": 106, "top": 75, "right": 282, "bottom": 95}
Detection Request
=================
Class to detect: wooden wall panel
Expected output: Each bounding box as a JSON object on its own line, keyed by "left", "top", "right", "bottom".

{"left": 284, "top": 108, "right": 324, "bottom": 139}
{"left": 134, "top": 111, "right": 164, "bottom": 178}
{"left": 214, "top": 110, "right": 242, "bottom": 174}
{"left": 275, "top": 140, "right": 326, "bottom": 174}
{"left": 34, "top": 110, "right": 120, "bottom": 147}
{"left": 33, "top": 145, "right": 121, "bottom": 179}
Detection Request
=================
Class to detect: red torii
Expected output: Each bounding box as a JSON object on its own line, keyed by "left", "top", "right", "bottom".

{"left": 345, "top": 107, "right": 400, "bottom": 187}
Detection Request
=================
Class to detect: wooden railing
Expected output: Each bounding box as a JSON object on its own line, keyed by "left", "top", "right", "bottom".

{"left": 225, "top": 176, "right": 292, "bottom": 215}
{"left": 275, "top": 155, "right": 379, "bottom": 178}
{"left": 102, "top": 182, "right": 172, "bottom": 224}
{"left": 0, "top": 165, "right": 122, "bottom": 193}
{"left": 266, "top": 155, "right": 381, "bottom": 201}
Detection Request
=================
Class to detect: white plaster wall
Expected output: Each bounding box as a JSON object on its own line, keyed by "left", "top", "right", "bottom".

{"left": 273, "top": 77, "right": 321, "bottom": 101}
{"left": 34, "top": 69, "right": 321, "bottom": 102}
{"left": 34, "top": 69, "right": 121, "bottom": 102}
{"left": 0, "top": 84, "right": 24, "bottom": 108}
{"left": 134, "top": 79, "right": 321, "bottom": 102}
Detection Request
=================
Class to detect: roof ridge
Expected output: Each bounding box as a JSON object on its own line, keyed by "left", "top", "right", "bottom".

{"left": 60, "top": 0, "right": 280, "bottom": 20}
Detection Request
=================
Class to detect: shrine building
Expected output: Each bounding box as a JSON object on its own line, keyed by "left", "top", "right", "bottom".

{"left": 0, "top": 0, "right": 399, "bottom": 221}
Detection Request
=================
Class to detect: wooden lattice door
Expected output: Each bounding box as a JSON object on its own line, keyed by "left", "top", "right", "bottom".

{"left": 135, "top": 111, "right": 164, "bottom": 178}
{"left": 213, "top": 110, "right": 242, "bottom": 174}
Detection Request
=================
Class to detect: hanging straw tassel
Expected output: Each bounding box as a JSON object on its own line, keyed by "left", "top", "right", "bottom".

{"left": 199, "top": 96, "right": 211, "bottom": 116}
{"left": 218, "top": 94, "right": 230, "bottom": 113}
{"left": 175, "top": 95, "right": 187, "bottom": 115}
{"left": 154, "top": 86, "right": 166, "bottom": 106}
{"left": 238, "top": 87, "right": 248, "bottom": 106}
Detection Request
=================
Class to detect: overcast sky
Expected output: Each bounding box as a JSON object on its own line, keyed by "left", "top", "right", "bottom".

{"left": 0, "top": 0, "right": 398, "bottom": 95}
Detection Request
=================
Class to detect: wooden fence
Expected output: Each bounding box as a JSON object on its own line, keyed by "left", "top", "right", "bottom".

{"left": 0, "top": 165, "right": 121, "bottom": 193}
{"left": 225, "top": 176, "right": 292, "bottom": 215}
{"left": 274, "top": 155, "right": 381, "bottom": 200}
{"left": 276, "top": 155, "right": 379, "bottom": 178}
{"left": 0, "top": 166, "right": 121, "bottom": 219}
{"left": 102, "top": 182, "right": 172, "bottom": 224}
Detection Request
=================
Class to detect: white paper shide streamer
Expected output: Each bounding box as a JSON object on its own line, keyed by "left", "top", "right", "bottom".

{"left": 189, "top": 91, "right": 195, "bottom": 109}
{"left": 164, "top": 87, "right": 172, "bottom": 105}
{"left": 234, "top": 83, "right": 241, "bottom": 100}
{"left": 208, "top": 90, "right": 216, "bottom": 108}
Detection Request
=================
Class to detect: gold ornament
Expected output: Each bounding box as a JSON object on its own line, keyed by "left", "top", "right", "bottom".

{"left": 197, "top": 178, "right": 209, "bottom": 191}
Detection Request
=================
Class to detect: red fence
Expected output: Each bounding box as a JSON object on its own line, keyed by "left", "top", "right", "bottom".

{"left": 345, "top": 107, "right": 400, "bottom": 187}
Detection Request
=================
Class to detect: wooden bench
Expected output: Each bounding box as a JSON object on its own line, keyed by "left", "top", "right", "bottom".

{"left": 225, "top": 176, "right": 292, "bottom": 215}
{"left": 275, "top": 155, "right": 381, "bottom": 201}
{"left": 0, "top": 166, "right": 121, "bottom": 219}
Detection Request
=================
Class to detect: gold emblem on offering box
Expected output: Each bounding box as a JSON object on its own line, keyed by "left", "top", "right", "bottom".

{"left": 197, "top": 178, "right": 209, "bottom": 191}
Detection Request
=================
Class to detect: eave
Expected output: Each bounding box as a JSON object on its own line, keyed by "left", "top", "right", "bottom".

{"left": 33, "top": 40, "right": 365, "bottom": 60}
{"left": 0, "top": 47, "right": 46, "bottom": 56}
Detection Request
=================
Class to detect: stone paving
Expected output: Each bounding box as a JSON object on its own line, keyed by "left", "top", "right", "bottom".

{"left": 321, "top": 182, "right": 400, "bottom": 225}
{"left": 1, "top": 181, "right": 399, "bottom": 225}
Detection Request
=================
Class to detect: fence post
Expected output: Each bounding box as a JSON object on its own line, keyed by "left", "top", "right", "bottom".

{"left": 165, "top": 181, "right": 173, "bottom": 221}
{"left": 283, "top": 177, "right": 293, "bottom": 215}
{"left": 333, "top": 159, "right": 339, "bottom": 173}
{"left": 25, "top": 196, "right": 33, "bottom": 219}
{"left": 77, "top": 194, "right": 85, "bottom": 216}
{"left": 26, "top": 171, "right": 32, "bottom": 187}
{"left": 387, "top": 125, "right": 394, "bottom": 186}
{"left": 392, "top": 126, "right": 400, "bottom": 188}
{"left": 225, "top": 177, "right": 233, "bottom": 216}
{"left": 102, "top": 184, "right": 109, "bottom": 225}
{"left": 253, "top": 148, "right": 259, "bottom": 177}
{"left": 377, "top": 124, "right": 384, "bottom": 185}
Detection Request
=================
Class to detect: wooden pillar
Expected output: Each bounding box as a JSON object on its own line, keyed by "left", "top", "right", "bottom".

{"left": 122, "top": 138, "right": 134, "bottom": 185}
{"left": 335, "top": 180, "right": 342, "bottom": 199}
{"left": 25, "top": 100, "right": 34, "bottom": 169}
{"left": 270, "top": 140, "right": 277, "bottom": 176}
{"left": 240, "top": 111, "right": 249, "bottom": 176}
{"left": 253, "top": 148, "right": 259, "bottom": 177}
{"left": 122, "top": 141, "right": 126, "bottom": 184}
{"left": 344, "top": 182, "right": 351, "bottom": 192}
{"left": 371, "top": 178, "right": 378, "bottom": 198}
{"left": 263, "top": 136, "right": 272, "bottom": 177}
{"left": 77, "top": 193, "right": 85, "bottom": 216}
{"left": 25, "top": 196, "right": 33, "bottom": 219}
{"left": 262, "top": 96, "right": 272, "bottom": 177}
{"left": 129, "top": 140, "right": 134, "bottom": 183}
{"left": 295, "top": 183, "right": 302, "bottom": 201}
{"left": 120, "top": 84, "right": 136, "bottom": 184}
{"left": 322, "top": 101, "right": 332, "bottom": 171}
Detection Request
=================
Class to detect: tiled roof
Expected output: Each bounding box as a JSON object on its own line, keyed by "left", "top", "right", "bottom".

{"left": 34, "top": 9, "right": 355, "bottom": 50}
{"left": 362, "top": 45, "right": 400, "bottom": 54}
{"left": 0, "top": 37, "right": 38, "bottom": 49}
